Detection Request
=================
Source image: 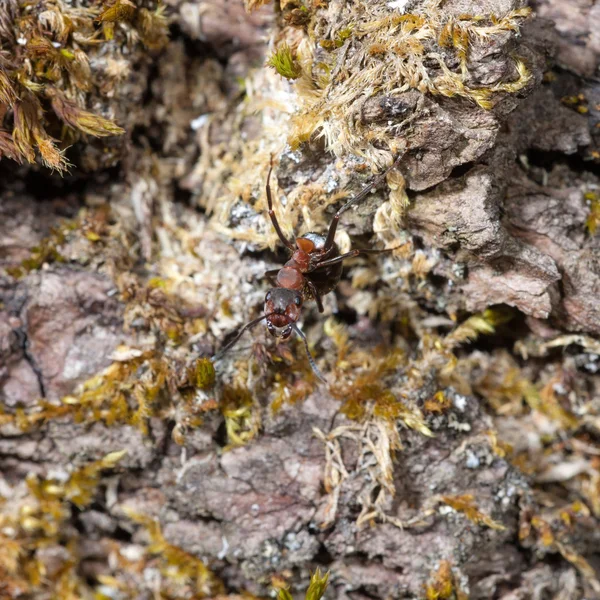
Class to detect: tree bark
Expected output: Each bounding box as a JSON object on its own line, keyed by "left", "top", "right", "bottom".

{"left": 1, "top": 1, "right": 599, "bottom": 599}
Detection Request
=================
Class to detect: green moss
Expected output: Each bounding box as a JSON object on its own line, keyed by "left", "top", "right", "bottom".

{"left": 191, "top": 358, "right": 216, "bottom": 390}
{"left": 6, "top": 223, "right": 70, "bottom": 279}
{"left": 278, "top": 569, "right": 330, "bottom": 600}
{"left": 268, "top": 44, "right": 302, "bottom": 80}
{"left": 320, "top": 26, "right": 353, "bottom": 50}
{"left": 584, "top": 191, "right": 600, "bottom": 235}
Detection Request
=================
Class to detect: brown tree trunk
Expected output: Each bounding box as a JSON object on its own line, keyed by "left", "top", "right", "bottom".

{"left": 1, "top": 1, "right": 599, "bottom": 599}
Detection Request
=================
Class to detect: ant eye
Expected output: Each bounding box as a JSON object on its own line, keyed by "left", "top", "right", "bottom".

{"left": 266, "top": 291, "right": 271, "bottom": 301}
{"left": 294, "top": 296, "right": 301, "bottom": 306}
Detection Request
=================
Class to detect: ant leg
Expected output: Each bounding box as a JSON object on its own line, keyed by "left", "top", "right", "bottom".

{"left": 212, "top": 314, "right": 268, "bottom": 361}
{"left": 315, "top": 248, "right": 392, "bottom": 269}
{"left": 306, "top": 279, "right": 324, "bottom": 313}
{"left": 323, "top": 156, "right": 403, "bottom": 253}
{"left": 292, "top": 324, "right": 326, "bottom": 383}
{"left": 264, "top": 268, "right": 279, "bottom": 285}
{"left": 266, "top": 158, "right": 295, "bottom": 250}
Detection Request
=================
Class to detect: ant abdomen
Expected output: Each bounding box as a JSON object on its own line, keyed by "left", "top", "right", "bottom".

{"left": 300, "top": 232, "right": 343, "bottom": 297}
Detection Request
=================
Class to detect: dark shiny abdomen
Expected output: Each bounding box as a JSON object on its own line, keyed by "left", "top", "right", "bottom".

{"left": 300, "top": 232, "right": 343, "bottom": 297}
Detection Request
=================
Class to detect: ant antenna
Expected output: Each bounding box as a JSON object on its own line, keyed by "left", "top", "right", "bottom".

{"left": 212, "top": 314, "right": 270, "bottom": 361}
{"left": 292, "top": 324, "right": 326, "bottom": 383}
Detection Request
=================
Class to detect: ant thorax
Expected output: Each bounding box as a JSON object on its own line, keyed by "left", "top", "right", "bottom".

{"left": 276, "top": 266, "right": 304, "bottom": 290}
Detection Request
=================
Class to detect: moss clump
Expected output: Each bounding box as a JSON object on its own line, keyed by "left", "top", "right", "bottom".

{"left": 425, "top": 561, "right": 467, "bottom": 600}
{"left": 325, "top": 309, "right": 511, "bottom": 432}
{"left": 97, "top": 0, "right": 137, "bottom": 23}
{"left": 522, "top": 507, "right": 600, "bottom": 593}
{"left": 561, "top": 93, "right": 589, "bottom": 114}
{"left": 310, "top": 309, "right": 512, "bottom": 530}
{"left": 424, "top": 391, "right": 452, "bottom": 414}
{"left": 5, "top": 222, "right": 70, "bottom": 279}
{"left": 256, "top": 1, "right": 533, "bottom": 164}
{"left": 5, "top": 205, "right": 119, "bottom": 279}
{"left": 124, "top": 509, "right": 225, "bottom": 598}
{"left": 0, "top": 0, "right": 169, "bottom": 172}
{"left": 278, "top": 568, "right": 330, "bottom": 600}
{"left": 47, "top": 88, "right": 125, "bottom": 137}
{"left": 190, "top": 357, "right": 217, "bottom": 390}
{"left": 7, "top": 346, "right": 219, "bottom": 444}
{"left": 268, "top": 43, "right": 303, "bottom": 80}
{"left": 220, "top": 384, "right": 260, "bottom": 447}
{"left": 0, "top": 452, "right": 126, "bottom": 596}
{"left": 319, "top": 26, "right": 352, "bottom": 50}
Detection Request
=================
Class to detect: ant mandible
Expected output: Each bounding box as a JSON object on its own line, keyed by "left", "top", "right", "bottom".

{"left": 213, "top": 156, "right": 401, "bottom": 381}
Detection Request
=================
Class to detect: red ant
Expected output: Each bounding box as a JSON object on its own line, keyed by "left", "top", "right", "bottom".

{"left": 213, "top": 157, "right": 400, "bottom": 381}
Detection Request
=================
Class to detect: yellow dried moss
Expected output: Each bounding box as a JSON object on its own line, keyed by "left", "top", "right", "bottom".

{"left": 425, "top": 561, "right": 467, "bottom": 600}
{"left": 0, "top": 0, "right": 169, "bottom": 171}
{"left": 440, "top": 494, "right": 506, "bottom": 531}
{"left": 0, "top": 452, "right": 126, "bottom": 597}
{"left": 123, "top": 509, "right": 224, "bottom": 597}
{"left": 277, "top": 2, "right": 533, "bottom": 164}
{"left": 220, "top": 384, "right": 261, "bottom": 447}
{"left": 524, "top": 510, "right": 600, "bottom": 593}
{"left": 584, "top": 191, "right": 600, "bottom": 235}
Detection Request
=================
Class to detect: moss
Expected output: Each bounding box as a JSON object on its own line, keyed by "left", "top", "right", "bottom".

{"left": 271, "top": 2, "right": 534, "bottom": 163}
{"left": 191, "top": 357, "right": 217, "bottom": 390}
{"left": 278, "top": 568, "right": 329, "bottom": 600}
{"left": 123, "top": 509, "right": 225, "bottom": 597}
{"left": 268, "top": 43, "right": 303, "bottom": 80}
{"left": 220, "top": 384, "right": 260, "bottom": 447}
{"left": 425, "top": 561, "right": 467, "bottom": 600}
{"left": 6, "top": 345, "right": 219, "bottom": 445}
{"left": 424, "top": 391, "right": 452, "bottom": 414}
{"left": 524, "top": 509, "right": 600, "bottom": 592}
{"left": 561, "top": 93, "right": 589, "bottom": 114}
{"left": 6, "top": 221, "right": 71, "bottom": 279}
{"left": 0, "top": 452, "right": 126, "bottom": 597}
{"left": 97, "top": 0, "right": 137, "bottom": 23}
{"left": 326, "top": 310, "right": 508, "bottom": 431}
{"left": 319, "top": 26, "right": 353, "bottom": 50}
{"left": 440, "top": 494, "right": 506, "bottom": 531}
{"left": 0, "top": 0, "right": 169, "bottom": 172}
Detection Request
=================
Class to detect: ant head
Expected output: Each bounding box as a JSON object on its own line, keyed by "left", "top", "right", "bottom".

{"left": 264, "top": 288, "right": 303, "bottom": 338}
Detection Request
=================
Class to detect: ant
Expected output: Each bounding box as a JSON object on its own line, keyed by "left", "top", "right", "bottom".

{"left": 213, "top": 156, "right": 401, "bottom": 381}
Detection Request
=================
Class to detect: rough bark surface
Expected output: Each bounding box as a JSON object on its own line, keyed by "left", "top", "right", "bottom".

{"left": 1, "top": 1, "right": 600, "bottom": 599}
